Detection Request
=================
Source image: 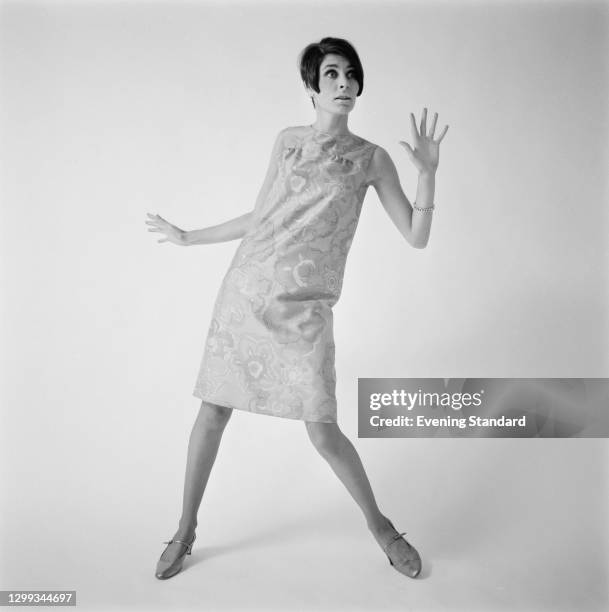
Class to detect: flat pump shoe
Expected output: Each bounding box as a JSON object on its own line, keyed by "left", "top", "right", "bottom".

{"left": 383, "top": 520, "right": 422, "bottom": 578}
{"left": 155, "top": 533, "right": 196, "bottom": 580}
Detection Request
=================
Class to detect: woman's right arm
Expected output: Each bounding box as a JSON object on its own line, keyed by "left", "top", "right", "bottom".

{"left": 181, "top": 210, "right": 254, "bottom": 245}
{"left": 145, "top": 211, "right": 252, "bottom": 246}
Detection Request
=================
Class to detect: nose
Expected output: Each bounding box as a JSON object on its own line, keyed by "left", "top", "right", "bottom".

{"left": 338, "top": 74, "right": 350, "bottom": 89}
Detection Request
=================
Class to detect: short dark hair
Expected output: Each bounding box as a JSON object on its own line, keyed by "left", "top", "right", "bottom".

{"left": 298, "top": 37, "right": 364, "bottom": 108}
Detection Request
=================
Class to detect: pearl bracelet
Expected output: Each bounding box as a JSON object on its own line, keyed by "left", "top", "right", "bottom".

{"left": 413, "top": 202, "right": 435, "bottom": 212}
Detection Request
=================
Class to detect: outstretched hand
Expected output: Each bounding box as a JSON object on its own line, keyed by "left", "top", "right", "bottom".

{"left": 145, "top": 213, "right": 186, "bottom": 245}
{"left": 399, "top": 108, "right": 448, "bottom": 174}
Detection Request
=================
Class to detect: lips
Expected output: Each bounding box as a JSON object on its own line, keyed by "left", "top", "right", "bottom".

{"left": 335, "top": 96, "right": 351, "bottom": 100}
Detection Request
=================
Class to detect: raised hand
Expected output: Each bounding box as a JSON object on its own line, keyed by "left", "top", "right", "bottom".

{"left": 399, "top": 108, "right": 448, "bottom": 174}
{"left": 145, "top": 213, "right": 186, "bottom": 246}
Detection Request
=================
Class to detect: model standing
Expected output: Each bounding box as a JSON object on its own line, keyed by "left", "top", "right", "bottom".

{"left": 146, "top": 36, "right": 448, "bottom": 580}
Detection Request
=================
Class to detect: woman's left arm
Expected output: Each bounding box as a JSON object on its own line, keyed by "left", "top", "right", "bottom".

{"left": 368, "top": 108, "right": 448, "bottom": 248}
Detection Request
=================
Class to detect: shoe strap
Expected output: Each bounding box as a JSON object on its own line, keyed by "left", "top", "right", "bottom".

{"left": 383, "top": 530, "right": 410, "bottom": 554}
{"left": 163, "top": 537, "right": 194, "bottom": 551}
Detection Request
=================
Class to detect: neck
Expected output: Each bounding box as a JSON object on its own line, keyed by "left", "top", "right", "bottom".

{"left": 311, "top": 113, "right": 350, "bottom": 136}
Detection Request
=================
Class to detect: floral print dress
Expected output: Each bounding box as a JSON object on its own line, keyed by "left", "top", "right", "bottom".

{"left": 193, "top": 124, "right": 378, "bottom": 422}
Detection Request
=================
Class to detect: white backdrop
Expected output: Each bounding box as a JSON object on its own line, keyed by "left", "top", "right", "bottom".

{"left": 1, "top": 1, "right": 608, "bottom": 610}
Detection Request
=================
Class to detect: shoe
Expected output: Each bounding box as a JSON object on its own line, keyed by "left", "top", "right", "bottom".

{"left": 382, "top": 520, "right": 422, "bottom": 578}
{"left": 155, "top": 533, "right": 196, "bottom": 580}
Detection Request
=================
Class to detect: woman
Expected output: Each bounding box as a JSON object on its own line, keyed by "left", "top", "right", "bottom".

{"left": 146, "top": 36, "right": 447, "bottom": 581}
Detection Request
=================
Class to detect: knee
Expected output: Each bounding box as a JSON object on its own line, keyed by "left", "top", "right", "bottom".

{"left": 197, "top": 401, "right": 232, "bottom": 431}
{"left": 305, "top": 421, "right": 342, "bottom": 456}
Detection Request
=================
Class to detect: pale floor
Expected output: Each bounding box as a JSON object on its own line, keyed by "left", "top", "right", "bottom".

{"left": 2, "top": 440, "right": 607, "bottom": 612}
{"left": 1, "top": 512, "right": 606, "bottom": 612}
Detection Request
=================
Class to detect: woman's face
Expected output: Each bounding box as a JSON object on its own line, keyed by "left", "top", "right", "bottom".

{"left": 308, "top": 53, "right": 359, "bottom": 115}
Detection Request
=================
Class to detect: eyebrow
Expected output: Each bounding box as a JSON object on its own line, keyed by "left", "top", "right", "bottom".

{"left": 321, "top": 64, "right": 354, "bottom": 70}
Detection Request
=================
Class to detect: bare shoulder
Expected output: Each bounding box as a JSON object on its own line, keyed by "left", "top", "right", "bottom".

{"left": 367, "top": 145, "right": 396, "bottom": 187}
{"left": 369, "top": 145, "right": 392, "bottom": 168}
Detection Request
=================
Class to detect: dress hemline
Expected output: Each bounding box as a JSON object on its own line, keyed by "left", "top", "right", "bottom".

{"left": 192, "top": 389, "right": 337, "bottom": 424}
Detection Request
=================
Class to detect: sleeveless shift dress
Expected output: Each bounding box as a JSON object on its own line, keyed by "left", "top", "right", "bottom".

{"left": 192, "top": 124, "right": 377, "bottom": 422}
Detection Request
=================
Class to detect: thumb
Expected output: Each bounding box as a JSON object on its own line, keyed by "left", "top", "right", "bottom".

{"left": 399, "top": 141, "right": 413, "bottom": 157}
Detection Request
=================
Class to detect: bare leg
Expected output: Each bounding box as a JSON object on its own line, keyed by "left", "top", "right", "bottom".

{"left": 159, "top": 400, "right": 232, "bottom": 564}
{"left": 304, "top": 421, "right": 389, "bottom": 531}
{"left": 304, "top": 421, "right": 420, "bottom": 574}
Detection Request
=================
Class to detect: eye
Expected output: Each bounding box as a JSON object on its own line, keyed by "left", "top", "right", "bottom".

{"left": 324, "top": 69, "right": 358, "bottom": 80}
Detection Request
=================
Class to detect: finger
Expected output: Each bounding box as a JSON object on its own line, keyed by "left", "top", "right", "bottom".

{"left": 435, "top": 124, "right": 449, "bottom": 143}
{"left": 147, "top": 218, "right": 166, "bottom": 227}
{"left": 420, "top": 107, "right": 427, "bottom": 137}
{"left": 148, "top": 228, "right": 160, "bottom": 232}
{"left": 399, "top": 141, "right": 414, "bottom": 157}
{"left": 410, "top": 113, "right": 419, "bottom": 140}
{"left": 429, "top": 112, "right": 438, "bottom": 139}
{"left": 158, "top": 238, "right": 167, "bottom": 243}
